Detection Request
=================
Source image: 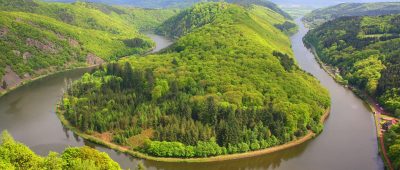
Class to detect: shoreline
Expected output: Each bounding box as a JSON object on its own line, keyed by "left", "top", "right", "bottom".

{"left": 0, "top": 65, "right": 97, "bottom": 98}
{"left": 0, "top": 42, "right": 160, "bottom": 99}
{"left": 303, "top": 40, "right": 393, "bottom": 170}
{"left": 56, "top": 105, "right": 330, "bottom": 163}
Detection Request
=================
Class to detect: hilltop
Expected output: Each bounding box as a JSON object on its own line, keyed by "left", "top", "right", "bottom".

{"left": 157, "top": 2, "right": 296, "bottom": 38}
{"left": 46, "top": 0, "right": 292, "bottom": 19}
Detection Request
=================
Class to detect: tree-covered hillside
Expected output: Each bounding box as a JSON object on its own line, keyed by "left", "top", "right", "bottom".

{"left": 223, "top": 0, "right": 291, "bottom": 19}
{"left": 0, "top": 0, "right": 178, "bottom": 93}
{"left": 384, "top": 124, "right": 400, "bottom": 170}
{"left": 303, "top": 2, "right": 400, "bottom": 28}
{"left": 47, "top": 0, "right": 292, "bottom": 19}
{"left": 60, "top": 2, "right": 330, "bottom": 158}
{"left": 157, "top": 2, "right": 296, "bottom": 38}
{"left": 304, "top": 15, "right": 400, "bottom": 117}
{"left": 0, "top": 131, "right": 121, "bottom": 169}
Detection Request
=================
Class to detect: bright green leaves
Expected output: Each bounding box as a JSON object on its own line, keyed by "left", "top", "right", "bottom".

{"left": 351, "top": 55, "right": 385, "bottom": 94}
{"left": 152, "top": 79, "right": 169, "bottom": 101}
{"left": 384, "top": 125, "right": 400, "bottom": 170}
{"left": 60, "top": 2, "right": 329, "bottom": 159}
{"left": 0, "top": 130, "right": 122, "bottom": 170}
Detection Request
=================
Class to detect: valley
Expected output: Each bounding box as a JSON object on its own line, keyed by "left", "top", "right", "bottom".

{"left": 0, "top": 0, "right": 396, "bottom": 169}
{"left": 0, "top": 14, "right": 384, "bottom": 170}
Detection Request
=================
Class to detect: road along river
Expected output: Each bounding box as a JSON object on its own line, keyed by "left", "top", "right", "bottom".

{"left": 0, "top": 21, "right": 384, "bottom": 170}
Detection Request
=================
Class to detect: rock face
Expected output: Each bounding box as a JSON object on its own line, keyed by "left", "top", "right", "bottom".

{"left": 0, "top": 27, "right": 8, "bottom": 37}
{"left": 68, "top": 38, "right": 79, "bottom": 47}
{"left": 12, "top": 50, "right": 21, "bottom": 56}
{"left": 26, "top": 38, "right": 58, "bottom": 54}
{"left": 23, "top": 52, "right": 32, "bottom": 60}
{"left": 86, "top": 53, "right": 104, "bottom": 66}
{"left": 56, "top": 33, "right": 79, "bottom": 47}
{"left": 1, "top": 66, "right": 22, "bottom": 90}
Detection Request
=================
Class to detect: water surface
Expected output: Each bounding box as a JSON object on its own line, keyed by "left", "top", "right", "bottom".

{"left": 147, "top": 33, "right": 173, "bottom": 53}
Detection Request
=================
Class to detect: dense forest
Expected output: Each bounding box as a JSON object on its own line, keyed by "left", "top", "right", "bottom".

{"left": 305, "top": 14, "right": 400, "bottom": 169}
{"left": 157, "top": 3, "right": 296, "bottom": 39}
{"left": 0, "top": 0, "right": 177, "bottom": 93}
{"left": 305, "top": 15, "right": 400, "bottom": 117}
{"left": 47, "top": 0, "right": 291, "bottom": 19}
{"left": 303, "top": 2, "right": 400, "bottom": 28}
{"left": 0, "top": 131, "right": 121, "bottom": 169}
{"left": 60, "top": 2, "right": 330, "bottom": 158}
{"left": 384, "top": 125, "right": 400, "bottom": 169}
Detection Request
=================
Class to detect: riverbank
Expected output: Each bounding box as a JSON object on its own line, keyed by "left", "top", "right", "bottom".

{"left": 0, "top": 35, "right": 165, "bottom": 99}
{"left": 0, "top": 65, "right": 96, "bottom": 98}
{"left": 303, "top": 39, "right": 393, "bottom": 170}
{"left": 56, "top": 105, "right": 330, "bottom": 163}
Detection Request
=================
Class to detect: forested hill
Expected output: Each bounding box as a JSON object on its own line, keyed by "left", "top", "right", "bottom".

{"left": 303, "top": 2, "right": 400, "bottom": 28}
{"left": 157, "top": 2, "right": 296, "bottom": 38}
{"left": 384, "top": 124, "right": 400, "bottom": 170}
{"left": 61, "top": 2, "right": 330, "bottom": 158}
{"left": 223, "top": 0, "right": 291, "bottom": 19}
{"left": 47, "top": 0, "right": 292, "bottom": 19}
{"left": 0, "top": 0, "right": 179, "bottom": 32}
{"left": 0, "top": 0, "right": 177, "bottom": 93}
{"left": 304, "top": 15, "right": 400, "bottom": 117}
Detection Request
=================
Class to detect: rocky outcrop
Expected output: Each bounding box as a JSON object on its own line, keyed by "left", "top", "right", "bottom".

{"left": 68, "top": 38, "right": 79, "bottom": 47}
{"left": 1, "top": 66, "right": 22, "bottom": 90}
{"left": 22, "top": 52, "right": 33, "bottom": 64}
{"left": 0, "top": 27, "right": 8, "bottom": 37}
{"left": 23, "top": 73, "right": 31, "bottom": 79}
{"left": 86, "top": 53, "right": 104, "bottom": 66}
{"left": 56, "top": 33, "right": 79, "bottom": 47}
{"left": 56, "top": 33, "right": 66, "bottom": 40}
{"left": 12, "top": 50, "right": 21, "bottom": 56}
{"left": 26, "top": 38, "right": 58, "bottom": 54}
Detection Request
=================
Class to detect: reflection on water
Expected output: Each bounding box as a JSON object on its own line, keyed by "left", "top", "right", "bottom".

{"left": 145, "top": 141, "right": 311, "bottom": 170}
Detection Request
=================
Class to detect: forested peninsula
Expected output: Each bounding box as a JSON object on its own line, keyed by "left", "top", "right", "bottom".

{"left": 59, "top": 2, "right": 330, "bottom": 160}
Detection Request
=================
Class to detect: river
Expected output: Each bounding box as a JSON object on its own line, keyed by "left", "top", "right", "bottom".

{"left": 0, "top": 21, "right": 384, "bottom": 169}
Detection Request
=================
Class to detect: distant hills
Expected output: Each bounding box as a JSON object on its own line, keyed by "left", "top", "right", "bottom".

{"left": 45, "top": 0, "right": 199, "bottom": 8}
{"left": 47, "top": 0, "right": 396, "bottom": 8}
{"left": 46, "top": 0, "right": 292, "bottom": 19}
{"left": 270, "top": 0, "right": 395, "bottom": 7}
{"left": 303, "top": 2, "right": 400, "bottom": 28}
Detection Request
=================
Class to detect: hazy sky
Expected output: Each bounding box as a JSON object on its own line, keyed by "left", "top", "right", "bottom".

{"left": 270, "top": 0, "right": 399, "bottom": 7}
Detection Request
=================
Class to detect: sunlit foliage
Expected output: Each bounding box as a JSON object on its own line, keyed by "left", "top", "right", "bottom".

{"left": 0, "top": 130, "right": 121, "bottom": 170}
{"left": 61, "top": 2, "right": 329, "bottom": 158}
